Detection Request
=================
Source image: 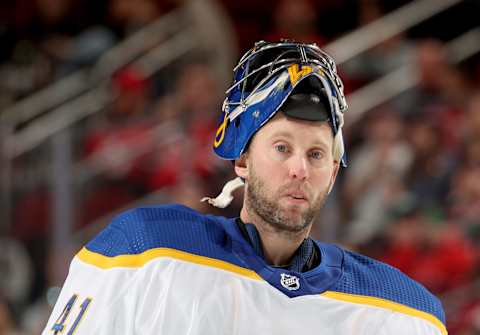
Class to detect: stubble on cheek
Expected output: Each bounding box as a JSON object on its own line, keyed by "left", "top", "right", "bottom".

{"left": 245, "top": 165, "right": 326, "bottom": 234}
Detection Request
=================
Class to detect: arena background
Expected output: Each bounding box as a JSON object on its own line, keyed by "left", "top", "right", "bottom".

{"left": 0, "top": 0, "right": 479, "bottom": 333}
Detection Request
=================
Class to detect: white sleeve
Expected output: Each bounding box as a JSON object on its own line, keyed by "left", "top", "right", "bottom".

{"left": 41, "top": 255, "right": 138, "bottom": 335}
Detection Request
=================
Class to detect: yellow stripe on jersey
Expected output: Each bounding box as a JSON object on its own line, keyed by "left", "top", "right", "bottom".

{"left": 77, "top": 248, "right": 446, "bottom": 334}
{"left": 76, "top": 247, "right": 263, "bottom": 281}
{"left": 321, "top": 291, "right": 447, "bottom": 335}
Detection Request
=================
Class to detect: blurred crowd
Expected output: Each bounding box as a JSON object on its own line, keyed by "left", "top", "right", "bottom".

{"left": 1, "top": 0, "right": 480, "bottom": 334}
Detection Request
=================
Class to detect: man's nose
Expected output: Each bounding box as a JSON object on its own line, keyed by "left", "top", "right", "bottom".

{"left": 288, "top": 154, "right": 309, "bottom": 180}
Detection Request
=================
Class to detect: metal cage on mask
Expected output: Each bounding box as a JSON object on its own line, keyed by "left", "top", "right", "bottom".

{"left": 203, "top": 40, "right": 349, "bottom": 208}
{"left": 214, "top": 40, "right": 348, "bottom": 165}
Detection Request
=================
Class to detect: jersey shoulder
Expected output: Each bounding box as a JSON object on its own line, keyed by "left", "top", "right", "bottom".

{"left": 330, "top": 248, "right": 445, "bottom": 325}
{"left": 85, "top": 204, "right": 233, "bottom": 258}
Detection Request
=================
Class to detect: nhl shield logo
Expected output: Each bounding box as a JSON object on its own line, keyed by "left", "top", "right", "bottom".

{"left": 280, "top": 273, "right": 300, "bottom": 291}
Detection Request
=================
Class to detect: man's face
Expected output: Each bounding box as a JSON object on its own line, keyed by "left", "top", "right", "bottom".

{"left": 236, "top": 113, "right": 339, "bottom": 234}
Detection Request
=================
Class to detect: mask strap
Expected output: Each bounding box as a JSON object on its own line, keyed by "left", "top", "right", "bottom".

{"left": 201, "top": 177, "right": 245, "bottom": 208}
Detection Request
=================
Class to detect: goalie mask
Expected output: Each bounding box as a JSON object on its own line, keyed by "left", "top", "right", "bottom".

{"left": 203, "top": 40, "right": 348, "bottom": 208}
{"left": 213, "top": 40, "right": 348, "bottom": 166}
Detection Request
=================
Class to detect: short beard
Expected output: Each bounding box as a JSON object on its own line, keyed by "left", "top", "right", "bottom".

{"left": 245, "top": 166, "right": 328, "bottom": 237}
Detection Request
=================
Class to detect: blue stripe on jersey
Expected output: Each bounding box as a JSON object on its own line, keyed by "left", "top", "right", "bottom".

{"left": 86, "top": 204, "right": 247, "bottom": 269}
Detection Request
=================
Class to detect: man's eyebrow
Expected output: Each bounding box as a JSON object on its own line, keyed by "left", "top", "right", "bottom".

{"left": 269, "top": 132, "right": 330, "bottom": 148}
{"left": 269, "top": 131, "right": 294, "bottom": 139}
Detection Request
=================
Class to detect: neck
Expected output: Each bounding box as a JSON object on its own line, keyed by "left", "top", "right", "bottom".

{"left": 240, "top": 206, "right": 311, "bottom": 267}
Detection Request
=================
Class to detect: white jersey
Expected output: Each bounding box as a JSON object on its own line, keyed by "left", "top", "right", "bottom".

{"left": 42, "top": 204, "right": 447, "bottom": 335}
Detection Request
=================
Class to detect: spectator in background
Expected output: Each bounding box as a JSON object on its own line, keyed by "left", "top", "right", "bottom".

{"left": 404, "top": 116, "right": 457, "bottom": 210}
{"left": 380, "top": 202, "right": 476, "bottom": 295}
{"left": 341, "top": 0, "right": 414, "bottom": 88}
{"left": 463, "top": 92, "right": 480, "bottom": 144}
{"left": 108, "top": 0, "right": 163, "bottom": 36}
{"left": 174, "top": 61, "right": 222, "bottom": 179}
{"left": 150, "top": 72, "right": 242, "bottom": 216}
{"left": 343, "top": 108, "right": 412, "bottom": 245}
{"left": 147, "top": 61, "right": 224, "bottom": 192}
{"left": 415, "top": 40, "right": 471, "bottom": 106}
{"left": 83, "top": 67, "right": 152, "bottom": 180}
{"left": 448, "top": 165, "right": 480, "bottom": 244}
{"left": 379, "top": 202, "right": 427, "bottom": 274}
{"left": 0, "top": 0, "right": 113, "bottom": 104}
{"left": 450, "top": 92, "right": 480, "bottom": 244}
{"left": 81, "top": 61, "right": 226, "bottom": 225}
{"left": 394, "top": 42, "right": 468, "bottom": 213}
{"left": 174, "top": 61, "right": 221, "bottom": 123}
{"left": 33, "top": 0, "right": 115, "bottom": 74}
{"left": 80, "top": 67, "right": 152, "bottom": 224}
{"left": 396, "top": 39, "right": 470, "bottom": 119}
{"left": 265, "top": 0, "right": 326, "bottom": 46}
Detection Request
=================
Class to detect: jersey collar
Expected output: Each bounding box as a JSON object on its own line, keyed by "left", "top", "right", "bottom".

{"left": 235, "top": 218, "right": 319, "bottom": 272}
{"left": 227, "top": 217, "right": 344, "bottom": 297}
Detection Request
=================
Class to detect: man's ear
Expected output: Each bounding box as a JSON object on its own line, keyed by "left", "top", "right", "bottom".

{"left": 234, "top": 154, "right": 249, "bottom": 180}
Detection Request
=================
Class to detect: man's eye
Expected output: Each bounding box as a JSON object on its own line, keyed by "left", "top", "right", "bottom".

{"left": 309, "top": 151, "right": 323, "bottom": 160}
{"left": 275, "top": 144, "right": 288, "bottom": 153}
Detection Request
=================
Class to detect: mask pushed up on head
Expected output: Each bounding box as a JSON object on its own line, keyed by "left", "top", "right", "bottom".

{"left": 202, "top": 40, "right": 348, "bottom": 208}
